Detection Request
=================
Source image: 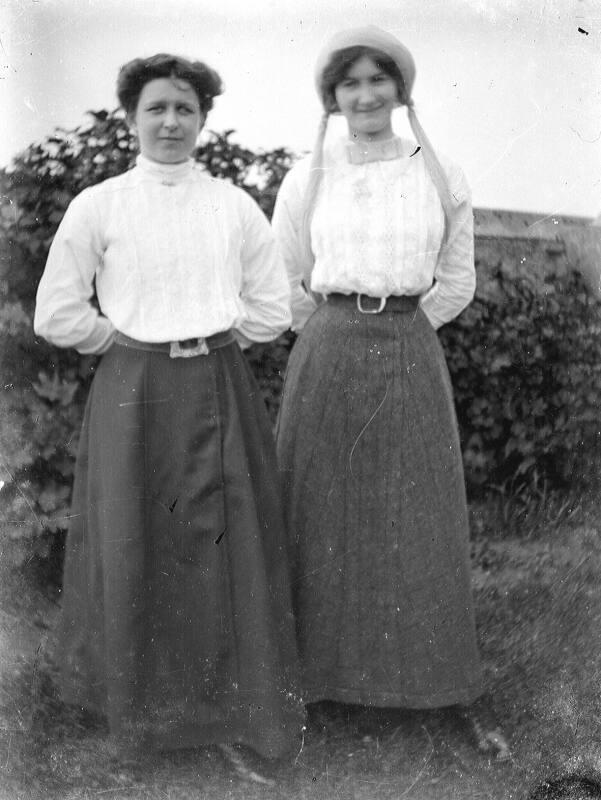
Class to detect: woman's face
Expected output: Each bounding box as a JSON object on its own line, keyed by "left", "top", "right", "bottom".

{"left": 334, "top": 55, "right": 399, "bottom": 142}
{"left": 131, "top": 77, "right": 205, "bottom": 164}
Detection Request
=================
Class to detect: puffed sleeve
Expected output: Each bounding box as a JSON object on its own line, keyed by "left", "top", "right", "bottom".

{"left": 419, "top": 161, "right": 476, "bottom": 329}
{"left": 271, "top": 161, "right": 319, "bottom": 332}
{"left": 34, "top": 189, "right": 116, "bottom": 354}
{"left": 234, "top": 191, "right": 292, "bottom": 345}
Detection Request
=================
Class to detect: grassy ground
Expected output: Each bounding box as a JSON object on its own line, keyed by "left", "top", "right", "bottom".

{"left": 2, "top": 498, "right": 601, "bottom": 800}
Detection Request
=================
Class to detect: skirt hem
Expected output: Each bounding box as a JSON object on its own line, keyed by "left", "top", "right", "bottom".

{"left": 300, "top": 682, "right": 484, "bottom": 710}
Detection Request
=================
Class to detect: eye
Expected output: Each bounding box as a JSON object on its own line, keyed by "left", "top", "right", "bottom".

{"left": 178, "top": 105, "right": 196, "bottom": 114}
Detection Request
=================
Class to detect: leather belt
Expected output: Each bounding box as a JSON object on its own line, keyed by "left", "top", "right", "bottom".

{"left": 114, "top": 329, "right": 235, "bottom": 358}
{"left": 327, "top": 293, "right": 421, "bottom": 314}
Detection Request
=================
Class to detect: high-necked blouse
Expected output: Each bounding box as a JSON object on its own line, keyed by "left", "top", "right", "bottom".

{"left": 34, "top": 154, "right": 291, "bottom": 354}
{"left": 272, "top": 136, "right": 475, "bottom": 331}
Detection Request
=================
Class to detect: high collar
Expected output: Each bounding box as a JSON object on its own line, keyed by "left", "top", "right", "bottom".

{"left": 345, "top": 136, "right": 405, "bottom": 165}
{"left": 135, "top": 154, "right": 195, "bottom": 184}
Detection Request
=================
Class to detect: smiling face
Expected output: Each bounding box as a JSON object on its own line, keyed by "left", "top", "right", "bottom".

{"left": 334, "top": 55, "right": 399, "bottom": 142}
{"left": 131, "top": 76, "right": 205, "bottom": 164}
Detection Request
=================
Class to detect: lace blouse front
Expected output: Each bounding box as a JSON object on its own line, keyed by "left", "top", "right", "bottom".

{"left": 272, "top": 136, "right": 475, "bottom": 331}
{"left": 35, "top": 155, "right": 291, "bottom": 353}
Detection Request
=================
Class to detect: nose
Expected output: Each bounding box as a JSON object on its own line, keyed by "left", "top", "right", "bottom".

{"left": 163, "top": 108, "right": 179, "bottom": 129}
{"left": 356, "top": 83, "right": 377, "bottom": 107}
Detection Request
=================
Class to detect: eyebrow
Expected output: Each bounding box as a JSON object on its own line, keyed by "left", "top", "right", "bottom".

{"left": 143, "top": 98, "right": 198, "bottom": 107}
{"left": 345, "top": 68, "right": 388, "bottom": 79}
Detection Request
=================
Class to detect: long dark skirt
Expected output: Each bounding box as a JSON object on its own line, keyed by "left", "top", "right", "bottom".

{"left": 276, "top": 296, "right": 483, "bottom": 708}
{"left": 58, "top": 339, "right": 303, "bottom": 758}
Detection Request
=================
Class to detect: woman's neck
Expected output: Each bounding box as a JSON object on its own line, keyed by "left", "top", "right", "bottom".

{"left": 135, "top": 154, "right": 195, "bottom": 184}
{"left": 346, "top": 125, "right": 395, "bottom": 144}
{"left": 345, "top": 135, "right": 404, "bottom": 164}
{"left": 136, "top": 153, "right": 194, "bottom": 171}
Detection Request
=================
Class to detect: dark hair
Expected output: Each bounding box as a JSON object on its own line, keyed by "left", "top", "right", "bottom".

{"left": 319, "top": 46, "right": 407, "bottom": 112}
{"left": 117, "top": 53, "right": 223, "bottom": 115}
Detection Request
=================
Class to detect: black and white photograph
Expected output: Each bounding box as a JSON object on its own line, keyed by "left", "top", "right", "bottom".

{"left": 1, "top": 1, "right": 601, "bottom": 798}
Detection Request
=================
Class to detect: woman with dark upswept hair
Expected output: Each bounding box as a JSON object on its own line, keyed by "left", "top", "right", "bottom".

{"left": 34, "top": 53, "right": 303, "bottom": 784}
{"left": 273, "top": 26, "right": 509, "bottom": 759}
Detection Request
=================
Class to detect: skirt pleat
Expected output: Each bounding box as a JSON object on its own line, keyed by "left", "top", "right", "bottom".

{"left": 58, "top": 340, "right": 303, "bottom": 758}
{"left": 276, "top": 300, "right": 483, "bottom": 708}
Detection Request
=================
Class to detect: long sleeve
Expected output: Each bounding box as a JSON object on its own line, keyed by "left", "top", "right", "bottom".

{"left": 271, "top": 164, "right": 319, "bottom": 332}
{"left": 235, "top": 192, "right": 292, "bottom": 344}
{"left": 34, "top": 191, "right": 116, "bottom": 354}
{"left": 419, "top": 162, "right": 476, "bottom": 329}
{"left": 276, "top": 139, "right": 475, "bottom": 327}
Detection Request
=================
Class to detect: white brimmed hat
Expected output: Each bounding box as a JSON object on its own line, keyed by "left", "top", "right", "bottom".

{"left": 314, "top": 25, "right": 416, "bottom": 107}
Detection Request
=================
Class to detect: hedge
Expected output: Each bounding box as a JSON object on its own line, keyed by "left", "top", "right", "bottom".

{"left": 440, "top": 264, "right": 601, "bottom": 490}
{"left": 1, "top": 109, "right": 600, "bottom": 568}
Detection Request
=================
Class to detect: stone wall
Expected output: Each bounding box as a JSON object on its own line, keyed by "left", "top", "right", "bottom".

{"left": 474, "top": 208, "right": 601, "bottom": 295}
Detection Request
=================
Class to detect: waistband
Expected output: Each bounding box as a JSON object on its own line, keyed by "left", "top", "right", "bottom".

{"left": 327, "top": 293, "right": 421, "bottom": 314}
{"left": 114, "top": 329, "right": 235, "bottom": 358}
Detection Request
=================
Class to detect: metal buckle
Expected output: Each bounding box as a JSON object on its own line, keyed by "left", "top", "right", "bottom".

{"left": 356, "top": 294, "right": 387, "bottom": 314}
{"left": 169, "top": 338, "right": 210, "bottom": 358}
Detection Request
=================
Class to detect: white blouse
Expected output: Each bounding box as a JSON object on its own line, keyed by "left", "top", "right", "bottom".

{"left": 34, "top": 155, "right": 291, "bottom": 354}
{"left": 271, "top": 136, "right": 476, "bottom": 331}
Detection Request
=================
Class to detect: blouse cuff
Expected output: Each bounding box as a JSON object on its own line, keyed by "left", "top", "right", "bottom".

{"left": 75, "top": 318, "right": 117, "bottom": 355}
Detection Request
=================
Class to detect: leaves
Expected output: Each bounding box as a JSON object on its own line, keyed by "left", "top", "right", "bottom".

{"left": 441, "top": 266, "right": 601, "bottom": 494}
{"left": 1, "top": 104, "right": 599, "bottom": 572}
{"left": 33, "top": 371, "right": 79, "bottom": 407}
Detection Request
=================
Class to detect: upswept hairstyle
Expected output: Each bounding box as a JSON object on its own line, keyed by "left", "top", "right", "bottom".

{"left": 319, "top": 45, "right": 408, "bottom": 112}
{"left": 117, "top": 54, "right": 223, "bottom": 115}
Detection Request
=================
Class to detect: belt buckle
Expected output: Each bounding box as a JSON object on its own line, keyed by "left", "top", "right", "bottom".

{"left": 356, "top": 294, "right": 387, "bottom": 314}
{"left": 169, "top": 338, "right": 210, "bottom": 358}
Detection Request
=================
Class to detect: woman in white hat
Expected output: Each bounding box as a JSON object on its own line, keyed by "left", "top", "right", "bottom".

{"left": 273, "top": 26, "right": 508, "bottom": 758}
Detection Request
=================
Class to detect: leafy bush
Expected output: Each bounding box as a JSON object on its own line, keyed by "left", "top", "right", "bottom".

{"left": 1, "top": 108, "right": 600, "bottom": 572}
{"left": 440, "top": 260, "right": 601, "bottom": 494}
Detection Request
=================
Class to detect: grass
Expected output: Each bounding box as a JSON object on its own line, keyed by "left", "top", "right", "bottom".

{"left": 2, "top": 494, "right": 601, "bottom": 799}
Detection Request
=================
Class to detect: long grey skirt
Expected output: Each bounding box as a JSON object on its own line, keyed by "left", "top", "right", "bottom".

{"left": 58, "top": 337, "right": 303, "bottom": 758}
{"left": 276, "top": 295, "right": 483, "bottom": 708}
